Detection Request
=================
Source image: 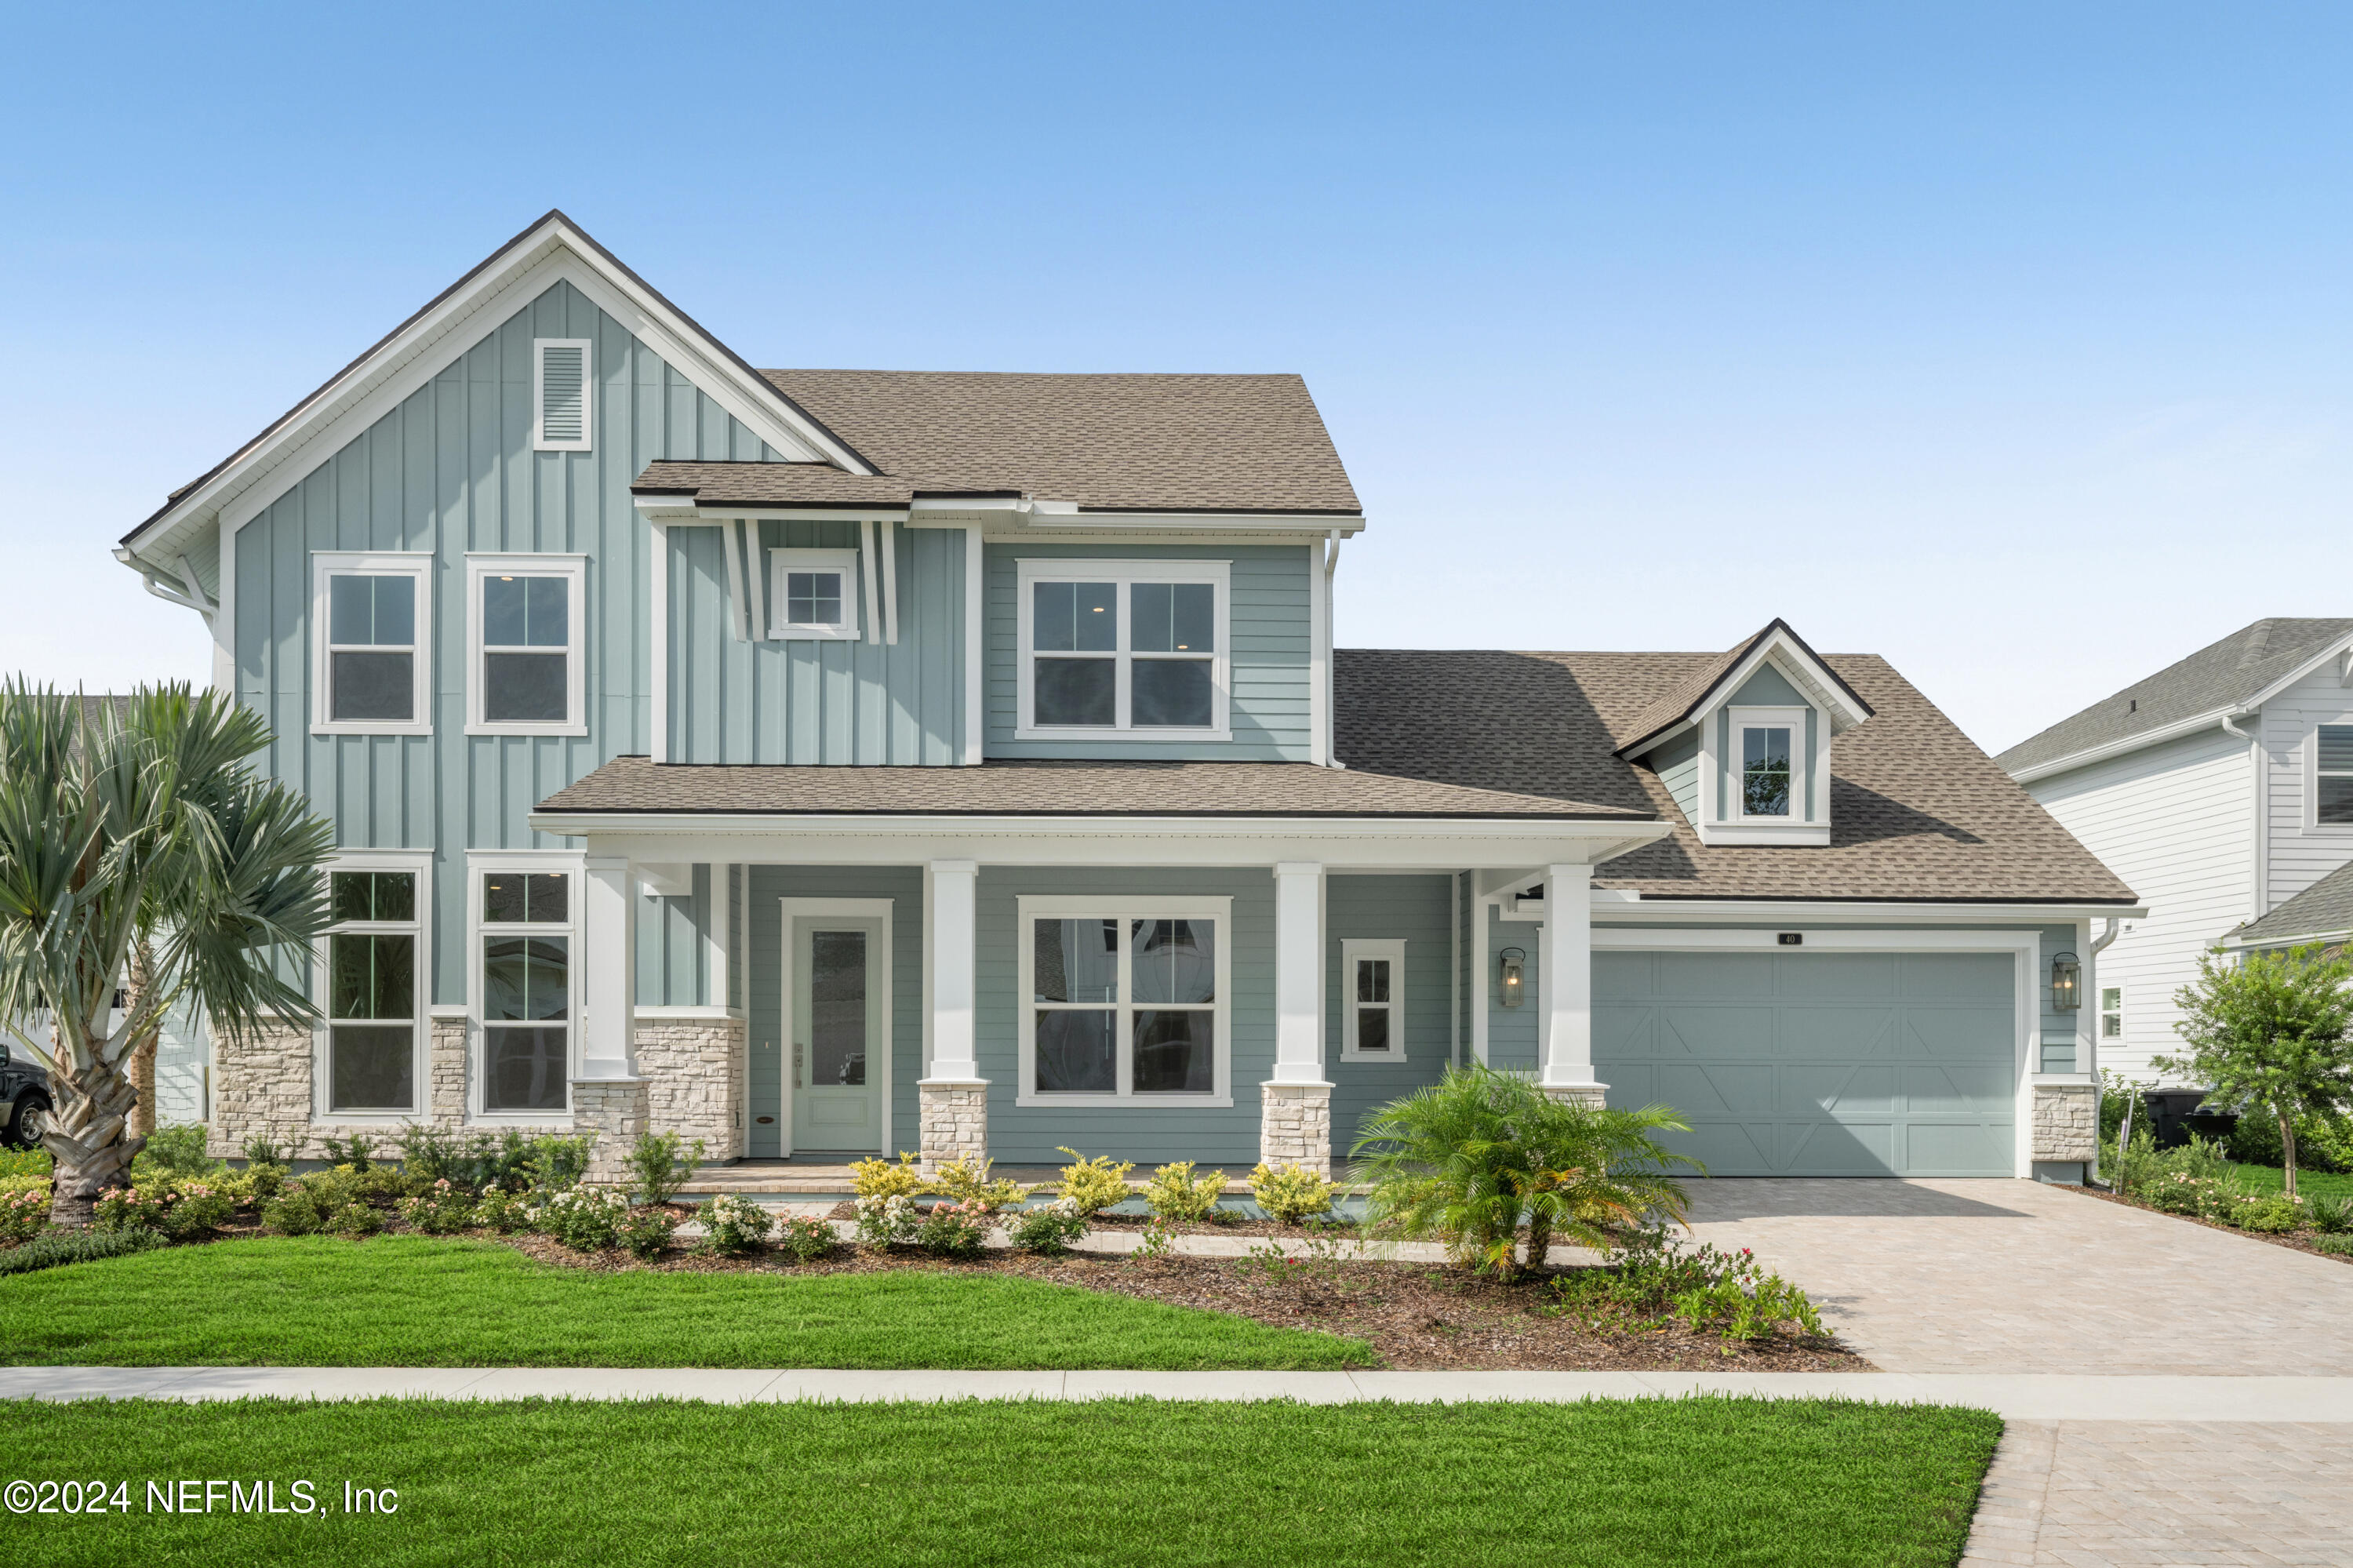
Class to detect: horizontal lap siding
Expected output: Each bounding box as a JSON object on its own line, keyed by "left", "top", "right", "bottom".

{"left": 984, "top": 543, "right": 1311, "bottom": 761}
{"left": 234, "top": 280, "right": 784, "bottom": 1003}
{"left": 1486, "top": 910, "right": 1541, "bottom": 1069}
{"left": 1326, "top": 875, "right": 1456, "bottom": 1157}
{"left": 2260, "top": 670, "right": 2353, "bottom": 911}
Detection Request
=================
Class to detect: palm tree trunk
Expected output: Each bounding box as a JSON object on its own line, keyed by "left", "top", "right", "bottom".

{"left": 1526, "top": 1208, "right": 1552, "bottom": 1273}
{"left": 44, "top": 1017, "right": 145, "bottom": 1229}
{"left": 126, "top": 940, "right": 158, "bottom": 1140}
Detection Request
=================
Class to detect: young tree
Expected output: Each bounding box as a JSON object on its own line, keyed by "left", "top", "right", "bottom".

{"left": 2158, "top": 944, "right": 2353, "bottom": 1199}
{"left": 0, "top": 685, "right": 333, "bottom": 1226}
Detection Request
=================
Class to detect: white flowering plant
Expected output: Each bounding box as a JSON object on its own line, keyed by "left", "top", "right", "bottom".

{"left": 853, "top": 1192, "right": 919, "bottom": 1248}
{"left": 396, "top": 1179, "right": 478, "bottom": 1235}
{"left": 695, "top": 1194, "right": 776, "bottom": 1257}
{"left": 533, "top": 1186, "right": 631, "bottom": 1251}
{"left": 1009, "top": 1197, "right": 1089, "bottom": 1254}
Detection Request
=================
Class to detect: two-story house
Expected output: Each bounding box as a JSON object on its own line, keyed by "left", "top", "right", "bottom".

{"left": 2003, "top": 617, "right": 2353, "bottom": 1083}
{"left": 115, "top": 212, "right": 2137, "bottom": 1184}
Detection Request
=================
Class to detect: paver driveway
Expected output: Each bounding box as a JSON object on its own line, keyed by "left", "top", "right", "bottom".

{"left": 1685, "top": 1177, "right": 2353, "bottom": 1374}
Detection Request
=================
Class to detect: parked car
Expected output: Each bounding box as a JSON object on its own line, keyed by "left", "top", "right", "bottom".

{"left": 2, "top": 1042, "right": 52, "bottom": 1148}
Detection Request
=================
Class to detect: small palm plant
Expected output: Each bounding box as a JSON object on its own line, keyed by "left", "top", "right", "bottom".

{"left": 1351, "top": 1064, "right": 1700, "bottom": 1278}
{"left": 0, "top": 684, "right": 333, "bottom": 1226}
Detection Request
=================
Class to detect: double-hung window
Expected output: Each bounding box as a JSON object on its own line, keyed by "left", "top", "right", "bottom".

{"left": 1729, "top": 707, "right": 1806, "bottom": 821}
{"left": 1018, "top": 896, "right": 1231, "bottom": 1105}
{"left": 2318, "top": 726, "right": 2353, "bottom": 824}
{"left": 476, "top": 864, "right": 576, "bottom": 1115}
{"left": 311, "top": 554, "right": 431, "bottom": 735}
{"left": 2100, "top": 987, "right": 2122, "bottom": 1040}
{"left": 466, "top": 555, "right": 587, "bottom": 735}
{"left": 1340, "top": 939, "right": 1406, "bottom": 1061}
{"left": 320, "top": 860, "right": 426, "bottom": 1115}
{"left": 1016, "top": 560, "right": 1229, "bottom": 737}
{"left": 766, "top": 548, "right": 863, "bottom": 640}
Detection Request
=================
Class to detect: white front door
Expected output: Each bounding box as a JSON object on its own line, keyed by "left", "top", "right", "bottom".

{"left": 788, "top": 915, "right": 884, "bottom": 1154}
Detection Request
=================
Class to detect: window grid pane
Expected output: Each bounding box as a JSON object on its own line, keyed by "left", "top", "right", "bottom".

{"left": 1031, "top": 916, "right": 1217, "bottom": 1097}
{"left": 1742, "top": 726, "right": 1793, "bottom": 817}
{"left": 2320, "top": 725, "right": 2353, "bottom": 774}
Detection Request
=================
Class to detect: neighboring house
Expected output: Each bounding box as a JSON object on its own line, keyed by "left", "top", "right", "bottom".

{"left": 2001, "top": 617, "right": 2353, "bottom": 1083}
{"left": 113, "top": 211, "right": 2136, "bottom": 1184}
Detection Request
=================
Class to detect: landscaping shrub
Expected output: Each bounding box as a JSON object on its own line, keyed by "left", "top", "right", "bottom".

{"left": 0, "top": 1146, "right": 53, "bottom": 1181}
{"left": 319, "top": 1133, "right": 380, "bottom": 1171}
{"left": 776, "top": 1213, "right": 836, "bottom": 1264}
{"left": 2227, "top": 1109, "right": 2353, "bottom": 1175}
{"left": 2229, "top": 1193, "right": 2304, "bottom": 1234}
{"left": 0, "top": 1172, "right": 50, "bottom": 1199}
{"left": 929, "top": 1154, "right": 1030, "bottom": 1212}
{"left": 262, "top": 1184, "right": 333, "bottom": 1237}
{"left": 535, "top": 1188, "right": 630, "bottom": 1252}
{"left": 849, "top": 1151, "right": 928, "bottom": 1202}
{"left": 0, "top": 1224, "right": 165, "bottom": 1277}
{"left": 625, "top": 1130, "right": 705, "bottom": 1208}
{"left": 2317, "top": 1234, "right": 2353, "bottom": 1258}
{"left": 133, "top": 1123, "right": 216, "bottom": 1178}
{"left": 1009, "top": 1198, "right": 1089, "bottom": 1255}
{"left": 2309, "top": 1195, "right": 2353, "bottom": 1235}
{"left": 1052, "top": 1148, "right": 1134, "bottom": 1215}
{"left": 696, "top": 1195, "right": 776, "bottom": 1257}
{"left": 332, "top": 1202, "right": 384, "bottom": 1239}
{"left": 917, "top": 1199, "right": 991, "bottom": 1259}
{"left": 1, "top": 1187, "right": 49, "bottom": 1246}
{"left": 238, "top": 1134, "right": 285, "bottom": 1167}
{"left": 620, "top": 1206, "right": 679, "bottom": 1261}
{"left": 474, "top": 1188, "right": 533, "bottom": 1235}
{"left": 1249, "top": 1162, "right": 1336, "bottom": 1226}
{"left": 93, "top": 1177, "right": 233, "bottom": 1241}
{"left": 853, "top": 1193, "right": 918, "bottom": 1248}
{"left": 519, "top": 1135, "right": 593, "bottom": 1194}
{"left": 397, "top": 1179, "right": 478, "bottom": 1235}
{"left": 1549, "top": 1227, "right": 1827, "bottom": 1343}
{"left": 1144, "top": 1161, "right": 1227, "bottom": 1223}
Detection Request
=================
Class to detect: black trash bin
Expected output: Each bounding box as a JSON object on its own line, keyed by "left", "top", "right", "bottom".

{"left": 2142, "top": 1089, "right": 2236, "bottom": 1150}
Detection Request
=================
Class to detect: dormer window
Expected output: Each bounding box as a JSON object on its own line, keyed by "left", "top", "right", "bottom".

{"left": 1740, "top": 720, "right": 1795, "bottom": 817}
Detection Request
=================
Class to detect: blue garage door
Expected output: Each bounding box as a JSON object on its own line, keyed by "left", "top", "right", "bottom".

{"left": 1592, "top": 949, "right": 2017, "bottom": 1177}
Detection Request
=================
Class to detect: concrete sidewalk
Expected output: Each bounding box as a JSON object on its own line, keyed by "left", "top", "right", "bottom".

{"left": 8, "top": 1366, "right": 2353, "bottom": 1419}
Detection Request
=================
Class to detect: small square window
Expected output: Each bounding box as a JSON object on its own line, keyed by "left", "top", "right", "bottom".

{"left": 767, "top": 548, "right": 864, "bottom": 640}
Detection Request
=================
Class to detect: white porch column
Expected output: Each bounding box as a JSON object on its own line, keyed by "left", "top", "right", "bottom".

{"left": 1538, "top": 862, "right": 1603, "bottom": 1101}
{"left": 575, "top": 853, "right": 648, "bottom": 1184}
{"left": 919, "top": 859, "right": 986, "bottom": 1170}
{"left": 1262, "top": 861, "right": 1333, "bottom": 1174}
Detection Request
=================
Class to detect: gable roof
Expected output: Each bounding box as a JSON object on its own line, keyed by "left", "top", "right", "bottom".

{"left": 2000, "top": 617, "right": 2353, "bottom": 781}
{"left": 1612, "top": 618, "right": 1875, "bottom": 760}
{"left": 2233, "top": 860, "right": 2353, "bottom": 947}
{"left": 1337, "top": 647, "right": 2136, "bottom": 904}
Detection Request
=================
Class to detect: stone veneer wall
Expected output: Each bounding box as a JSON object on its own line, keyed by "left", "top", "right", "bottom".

{"left": 205, "top": 1017, "right": 321, "bottom": 1161}
{"left": 571, "top": 1079, "right": 651, "bottom": 1185}
{"left": 918, "top": 1083, "right": 987, "bottom": 1172}
{"left": 2033, "top": 1082, "right": 2099, "bottom": 1163}
{"left": 635, "top": 1016, "right": 747, "bottom": 1161}
{"left": 1257, "top": 1083, "right": 1332, "bottom": 1177}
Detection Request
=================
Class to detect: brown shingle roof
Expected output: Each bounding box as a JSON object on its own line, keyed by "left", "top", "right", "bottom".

{"left": 535, "top": 756, "right": 1646, "bottom": 819}
{"left": 633, "top": 461, "right": 915, "bottom": 508}
{"left": 1337, "top": 648, "right": 2137, "bottom": 904}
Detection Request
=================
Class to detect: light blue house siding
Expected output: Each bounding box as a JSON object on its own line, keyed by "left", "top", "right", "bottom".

{"left": 1486, "top": 907, "right": 1544, "bottom": 1070}
{"left": 666, "top": 520, "right": 966, "bottom": 765}
{"left": 638, "top": 868, "right": 714, "bottom": 1010}
{"left": 1326, "top": 875, "right": 1456, "bottom": 1155}
{"left": 984, "top": 543, "right": 1313, "bottom": 761}
{"left": 1649, "top": 730, "right": 1700, "bottom": 823}
{"left": 1714, "top": 665, "right": 1821, "bottom": 823}
{"left": 231, "top": 279, "right": 791, "bottom": 1005}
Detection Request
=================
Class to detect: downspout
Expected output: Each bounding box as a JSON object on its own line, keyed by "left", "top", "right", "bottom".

{"left": 1322, "top": 529, "right": 1346, "bottom": 769}
{"left": 2088, "top": 916, "right": 2121, "bottom": 1185}
{"left": 2220, "top": 711, "right": 2264, "bottom": 920}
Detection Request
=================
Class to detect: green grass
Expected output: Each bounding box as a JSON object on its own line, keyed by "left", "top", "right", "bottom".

{"left": 0, "top": 1236, "right": 1370, "bottom": 1370}
{"left": 2, "top": 1396, "right": 2002, "bottom": 1567}
{"left": 2219, "top": 1161, "right": 2353, "bottom": 1201}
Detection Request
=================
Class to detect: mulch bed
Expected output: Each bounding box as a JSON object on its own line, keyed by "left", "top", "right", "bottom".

{"left": 2061, "top": 1183, "right": 2353, "bottom": 1264}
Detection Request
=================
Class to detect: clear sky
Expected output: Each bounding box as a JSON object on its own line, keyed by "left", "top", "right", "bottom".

{"left": 5, "top": 2, "right": 2347, "bottom": 755}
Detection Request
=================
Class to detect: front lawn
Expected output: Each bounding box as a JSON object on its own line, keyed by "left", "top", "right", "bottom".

{"left": 2219, "top": 1161, "right": 2353, "bottom": 1202}
{"left": 0, "top": 1236, "right": 1371, "bottom": 1369}
{"left": 3, "top": 1396, "right": 2002, "bottom": 1567}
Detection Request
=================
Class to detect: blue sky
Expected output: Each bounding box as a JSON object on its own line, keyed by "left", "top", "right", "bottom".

{"left": 5, "top": 2, "right": 2348, "bottom": 752}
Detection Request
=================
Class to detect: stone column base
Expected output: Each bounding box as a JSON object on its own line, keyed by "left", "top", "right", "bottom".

{"left": 205, "top": 1017, "right": 321, "bottom": 1162}
{"left": 2033, "top": 1082, "right": 2098, "bottom": 1163}
{"left": 1541, "top": 1082, "right": 1609, "bottom": 1108}
{"left": 635, "top": 1016, "right": 749, "bottom": 1162}
{"left": 1258, "top": 1082, "right": 1333, "bottom": 1177}
{"left": 918, "top": 1081, "right": 987, "bottom": 1172}
{"left": 572, "top": 1078, "right": 652, "bottom": 1186}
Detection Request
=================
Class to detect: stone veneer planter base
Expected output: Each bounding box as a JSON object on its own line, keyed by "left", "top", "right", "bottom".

{"left": 571, "top": 1079, "right": 651, "bottom": 1186}
{"left": 1257, "top": 1082, "right": 1332, "bottom": 1177}
{"left": 2033, "top": 1082, "right": 2099, "bottom": 1164}
{"left": 918, "top": 1082, "right": 987, "bottom": 1172}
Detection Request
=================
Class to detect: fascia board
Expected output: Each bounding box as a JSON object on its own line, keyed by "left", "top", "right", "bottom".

{"left": 2239, "top": 633, "right": 2353, "bottom": 711}
{"left": 2220, "top": 925, "right": 2350, "bottom": 950}
{"left": 1017, "top": 511, "right": 1368, "bottom": 533}
{"left": 1588, "top": 896, "right": 2148, "bottom": 922}
{"left": 1708, "top": 631, "right": 1871, "bottom": 734}
{"left": 2006, "top": 708, "right": 2244, "bottom": 784}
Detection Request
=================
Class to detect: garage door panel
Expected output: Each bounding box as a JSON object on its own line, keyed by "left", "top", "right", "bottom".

{"left": 1904, "top": 1120, "right": 2015, "bottom": 1174}
{"left": 1657, "top": 1063, "right": 1774, "bottom": 1115}
{"left": 1903, "top": 1063, "right": 2013, "bottom": 1113}
{"left": 1659, "top": 952, "right": 1779, "bottom": 999}
{"left": 1900, "top": 954, "right": 2013, "bottom": 1002}
{"left": 1904, "top": 1008, "right": 2017, "bottom": 1060}
{"left": 1787, "top": 1063, "right": 1897, "bottom": 1115}
{"left": 1660, "top": 1006, "right": 1778, "bottom": 1057}
{"left": 1777, "top": 1006, "right": 1899, "bottom": 1060}
{"left": 1666, "top": 1119, "right": 1778, "bottom": 1174}
{"left": 1774, "top": 953, "right": 1898, "bottom": 999}
{"left": 1592, "top": 951, "right": 1655, "bottom": 999}
{"left": 1783, "top": 1118, "right": 1897, "bottom": 1174}
{"left": 1593, "top": 1003, "right": 1657, "bottom": 1059}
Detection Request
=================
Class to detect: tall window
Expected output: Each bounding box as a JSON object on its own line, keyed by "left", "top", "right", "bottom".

{"left": 323, "top": 866, "right": 421, "bottom": 1114}
{"left": 1019, "top": 897, "right": 1231, "bottom": 1104}
{"left": 311, "top": 554, "right": 431, "bottom": 735}
{"left": 466, "top": 556, "right": 586, "bottom": 735}
{"left": 2101, "top": 987, "right": 2122, "bottom": 1040}
{"left": 2319, "top": 726, "right": 2353, "bottom": 824}
{"left": 1017, "top": 560, "right": 1228, "bottom": 737}
{"left": 479, "top": 868, "right": 572, "bottom": 1114}
{"left": 766, "top": 548, "right": 863, "bottom": 640}
{"left": 1726, "top": 707, "right": 1806, "bottom": 822}
{"left": 1341, "top": 939, "right": 1406, "bottom": 1061}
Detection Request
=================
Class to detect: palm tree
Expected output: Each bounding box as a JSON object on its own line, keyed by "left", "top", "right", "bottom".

{"left": 0, "top": 684, "right": 333, "bottom": 1226}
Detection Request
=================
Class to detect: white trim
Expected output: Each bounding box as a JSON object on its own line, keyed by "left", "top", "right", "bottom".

{"left": 1339, "top": 937, "right": 1406, "bottom": 1062}
{"left": 216, "top": 525, "right": 236, "bottom": 693}
{"left": 649, "top": 522, "right": 669, "bottom": 763}
{"left": 776, "top": 897, "right": 895, "bottom": 1159}
{"left": 1308, "top": 536, "right": 1331, "bottom": 767}
{"left": 463, "top": 553, "right": 588, "bottom": 737}
{"left": 531, "top": 338, "right": 592, "bottom": 452}
{"left": 962, "top": 528, "right": 984, "bottom": 766}
{"left": 2008, "top": 706, "right": 2260, "bottom": 784}
{"left": 1014, "top": 558, "right": 1231, "bottom": 741}
{"left": 308, "top": 552, "right": 433, "bottom": 737}
{"left": 879, "top": 520, "right": 900, "bottom": 646}
{"left": 859, "top": 521, "right": 882, "bottom": 646}
{"left": 311, "top": 850, "right": 433, "bottom": 1125}
{"left": 706, "top": 862, "right": 731, "bottom": 1016}
{"left": 721, "top": 521, "right": 751, "bottom": 643}
{"left": 763, "top": 548, "right": 864, "bottom": 641}
{"left": 2305, "top": 719, "right": 2353, "bottom": 835}
{"left": 1591, "top": 897, "right": 2148, "bottom": 923}
{"left": 467, "top": 849, "right": 588, "bottom": 1122}
{"left": 1450, "top": 871, "right": 1463, "bottom": 1068}
{"left": 1016, "top": 893, "right": 1234, "bottom": 1108}
{"left": 1727, "top": 706, "right": 1808, "bottom": 824}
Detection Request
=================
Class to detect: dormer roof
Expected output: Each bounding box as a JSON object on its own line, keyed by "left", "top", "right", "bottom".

{"left": 1612, "top": 618, "right": 1875, "bottom": 761}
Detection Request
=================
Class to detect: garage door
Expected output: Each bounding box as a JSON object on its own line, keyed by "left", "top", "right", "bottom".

{"left": 1592, "top": 949, "right": 2017, "bottom": 1177}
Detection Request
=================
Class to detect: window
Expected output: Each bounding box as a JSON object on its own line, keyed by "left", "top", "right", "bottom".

{"left": 532, "top": 339, "right": 592, "bottom": 452}
{"left": 319, "top": 862, "right": 425, "bottom": 1115}
{"left": 311, "top": 554, "right": 431, "bottom": 735}
{"left": 2319, "top": 726, "right": 2353, "bottom": 824}
{"left": 465, "top": 555, "right": 586, "bottom": 735}
{"left": 1017, "top": 896, "right": 1231, "bottom": 1105}
{"left": 1016, "top": 559, "right": 1229, "bottom": 737}
{"left": 1341, "top": 938, "right": 1406, "bottom": 1062}
{"left": 765, "top": 548, "right": 863, "bottom": 640}
{"left": 476, "top": 865, "right": 576, "bottom": 1115}
{"left": 2101, "top": 986, "right": 2122, "bottom": 1040}
{"left": 1726, "top": 706, "right": 1807, "bottom": 823}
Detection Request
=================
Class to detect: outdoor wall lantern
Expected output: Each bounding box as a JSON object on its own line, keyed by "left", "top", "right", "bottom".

{"left": 2051, "top": 951, "right": 2082, "bottom": 1012}
{"left": 1497, "top": 947, "right": 1527, "bottom": 1008}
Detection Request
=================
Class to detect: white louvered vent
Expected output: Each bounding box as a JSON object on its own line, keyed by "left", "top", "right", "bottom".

{"left": 533, "top": 338, "right": 592, "bottom": 451}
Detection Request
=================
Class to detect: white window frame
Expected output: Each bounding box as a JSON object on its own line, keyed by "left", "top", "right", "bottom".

{"left": 464, "top": 554, "right": 588, "bottom": 737}
{"left": 765, "top": 547, "right": 864, "bottom": 641}
{"left": 1729, "top": 706, "right": 1808, "bottom": 824}
{"left": 310, "top": 552, "right": 433, "bottom": 737}
{"left": 467, "top": 849, "right": 585, "bottom": 1124}
{"left": 532, "top": 338, "right": 593, "bottom": 453}
{"left": 311, "top": 850, "right": 432, "bottom": 1125}
{"left": 1015, "top": 558, "right": 1231, "bottom": 740}
{"left": 1340, "top": 937, "right": 1406, "bottom": 1063}
{"left": 2100, "top": 986, "right": 2122, "bottom": 1040}
{"left": 1016, "top": 893, "right": 1233, "bottom": 1108}
{"left": 2311, "top": 722, "right": 2353, "bottom": 831}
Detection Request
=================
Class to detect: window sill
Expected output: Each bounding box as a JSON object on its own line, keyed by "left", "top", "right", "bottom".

{"left": 464, "top": 722, "right": 590, "bottom": 738}
{"left": 1339, "top": 1050, "right": 1407, "bottom": 1064}
{"left": 1696, "top": 821, "right": 1831, "bottom": 846}
{"left": 311, "top": 722, "right": 433, "bottom": 738}
{"left": 767, "top": 627, "right": 864, "bottom": 642}
{"left": 471, "top": 1109, "right": 574, "bottom": 1124}
{"left": 1013, "top": 726, "right": 1232, "bottom": 743}
{"left": 310, "top": 1112, "right": 418, "bottom": 1126}
{"left": 1014, "top": 1093, "right": 1232, "bottom": 1109}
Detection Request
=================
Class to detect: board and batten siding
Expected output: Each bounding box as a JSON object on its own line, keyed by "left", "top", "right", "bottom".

{"left": 232, "top": 278, "right": 790, "bottom": 1004}
{"left": 666, "top": 520, "right": 965, "bottom": 765}
{"left": 984, "top": 543, "right": 1313, "bottom": 761}
{"left": 2025, "top": 724, "right": 2252, "bottom": 1079}
{"left": 1325, "top": 874, "right": 1457, "bottom": 1153}
{"left": 2257, "top": 668, "right": 2353, "bottom": 915}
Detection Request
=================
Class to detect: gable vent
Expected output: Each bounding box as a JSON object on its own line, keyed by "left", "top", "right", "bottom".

{"left": 533, "top": 338, "right": 592, "bottom": 452}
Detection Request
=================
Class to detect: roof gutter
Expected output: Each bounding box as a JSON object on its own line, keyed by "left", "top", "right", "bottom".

{"left": 2008, "top": 706, "right": 2255, "bottom": 784}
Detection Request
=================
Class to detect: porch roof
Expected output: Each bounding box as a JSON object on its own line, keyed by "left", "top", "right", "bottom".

{"left": 534, "top": 755, "right": 1652, "bottom": 820}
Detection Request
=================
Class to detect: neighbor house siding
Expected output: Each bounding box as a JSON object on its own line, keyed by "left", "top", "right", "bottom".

{"left": 2025, "top": 726, "right": 2252, "bottom": 1079}
{"left": 231, "top": 279, "right": 789, "bottom": 1005}
{"left": 984, "top": 543, "right": 1313, "bottom": 761}
{"left": 2258, "top": 668, "right": 2353, "bottom": 914}
{"left": 1325, "top": 874, "right": 1456, "bottom": 1153}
